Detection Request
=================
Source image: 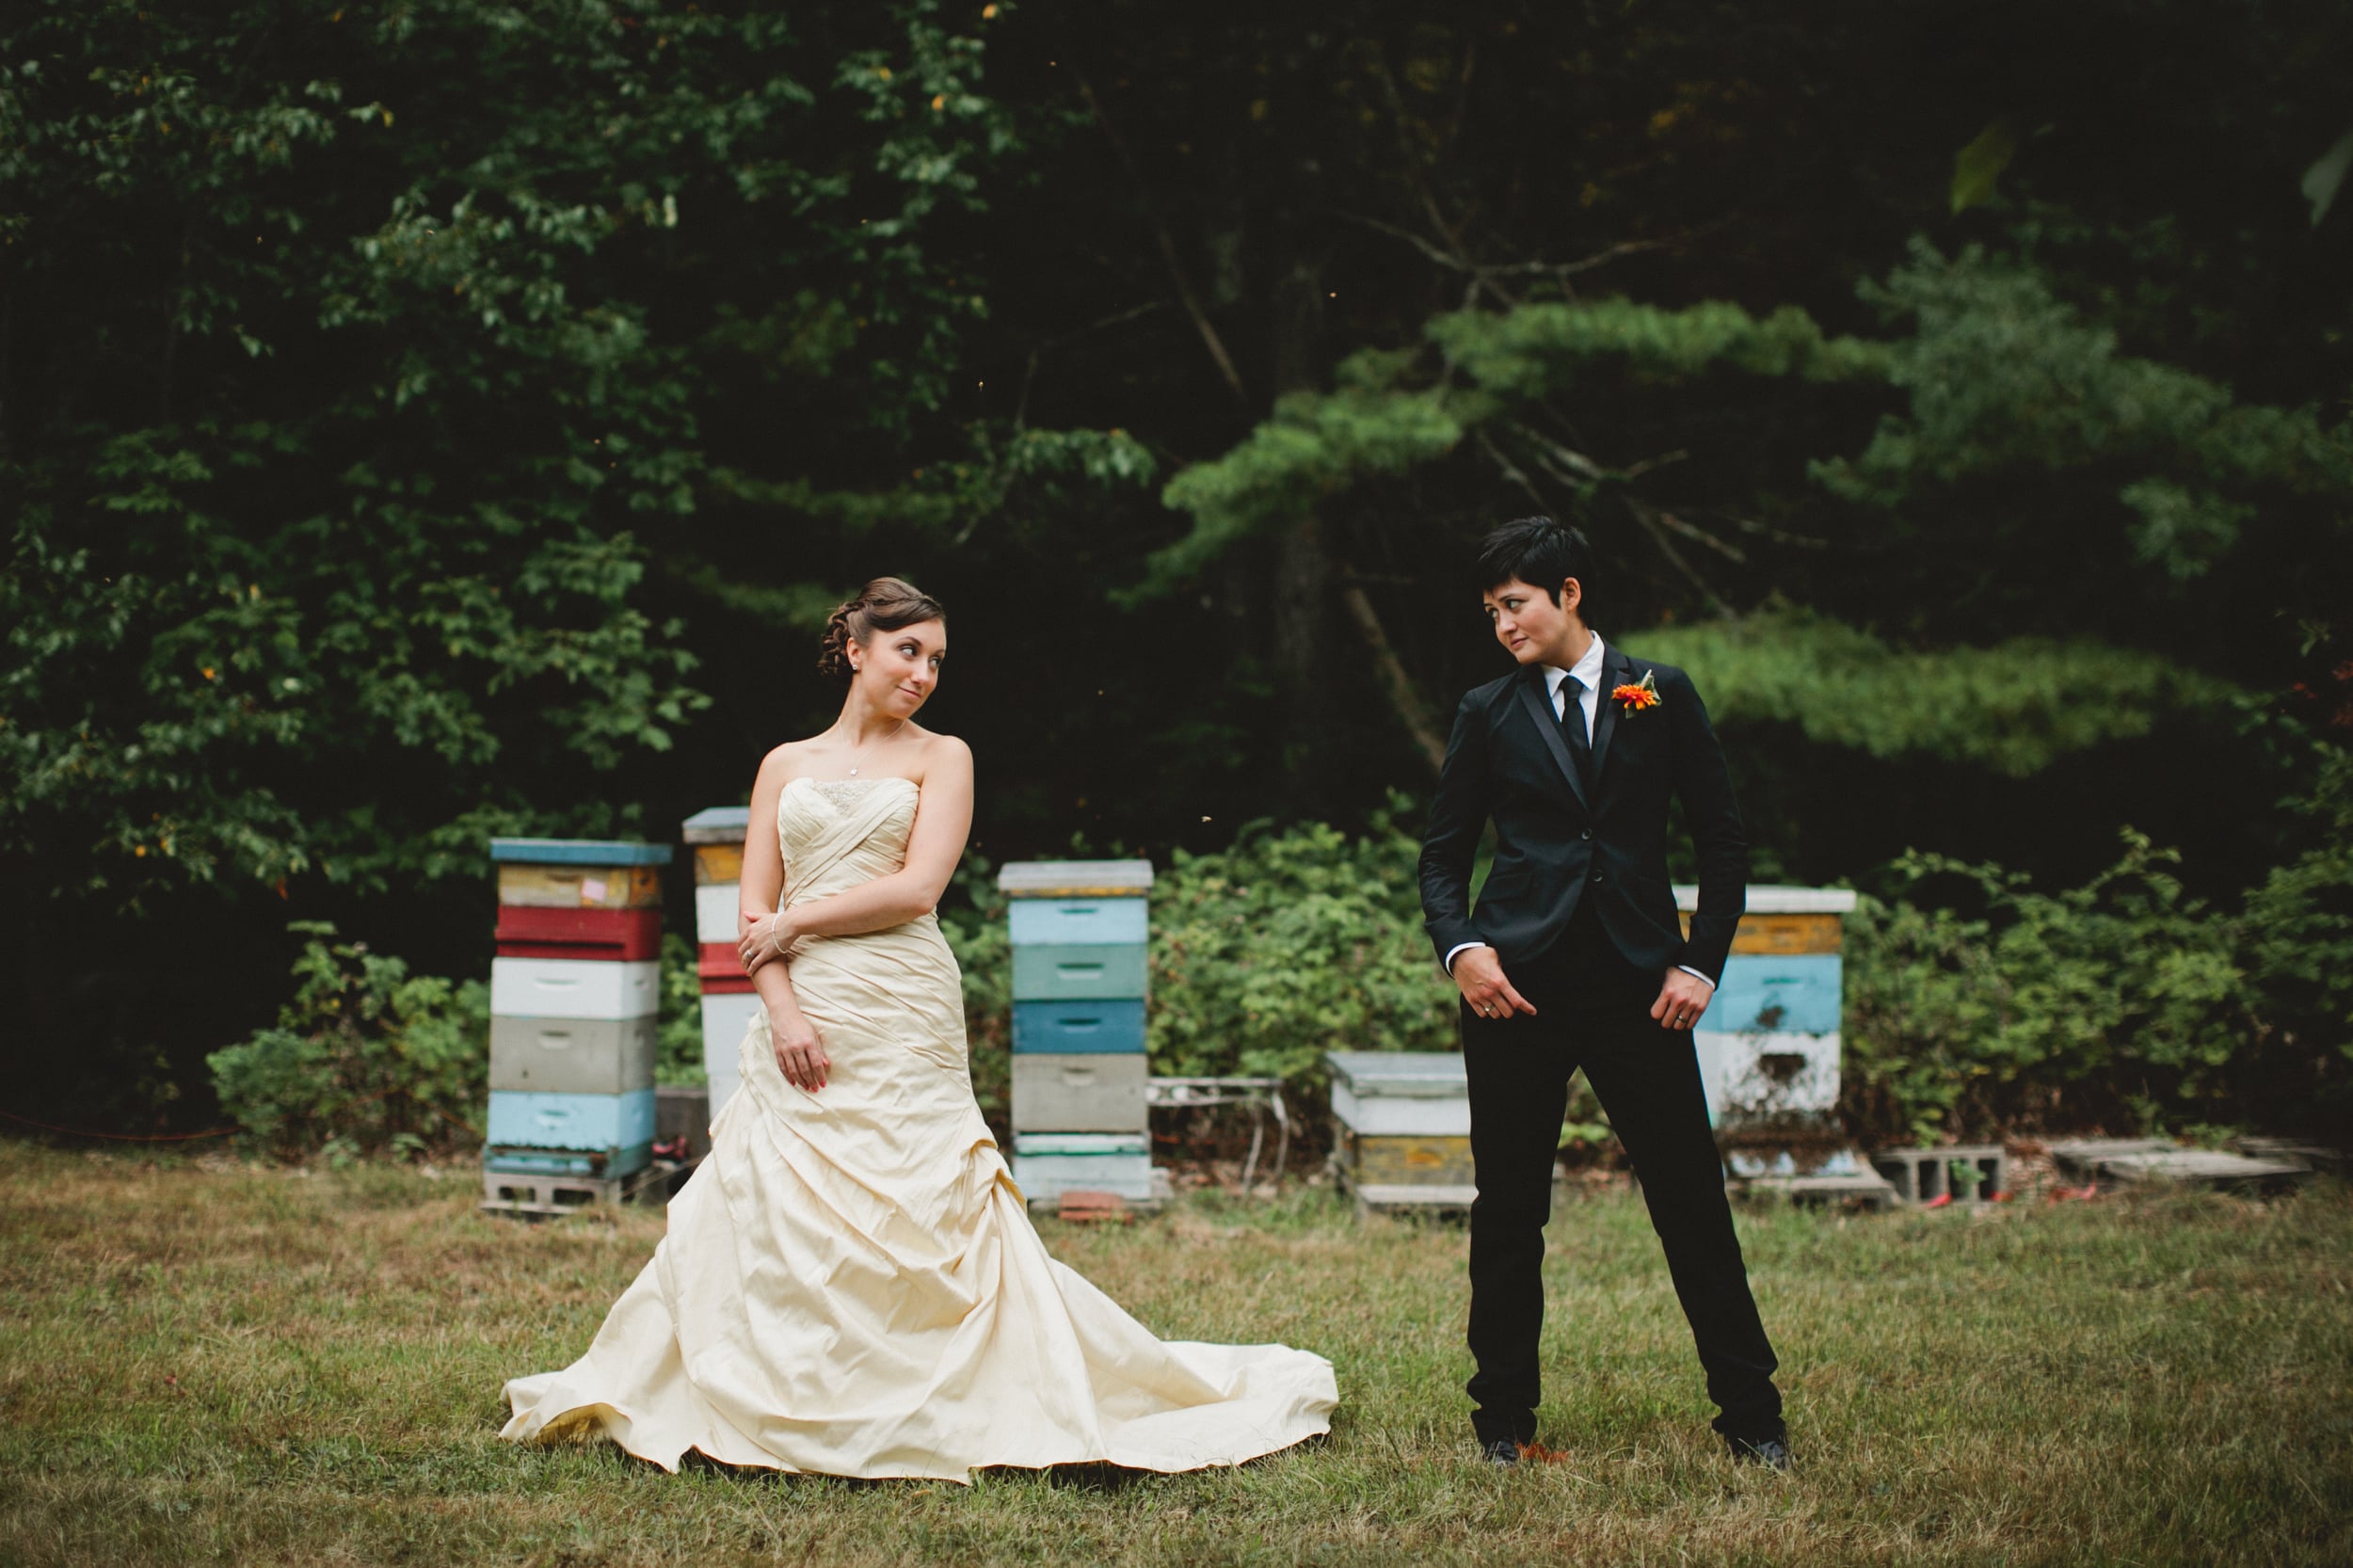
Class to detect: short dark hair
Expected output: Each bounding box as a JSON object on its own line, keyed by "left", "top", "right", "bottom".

{"left": 1476, "top": 516, "right": 1593, "bottom": 608}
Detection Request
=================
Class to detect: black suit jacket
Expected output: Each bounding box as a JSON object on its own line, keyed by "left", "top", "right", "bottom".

{"left": 1418, "top": 643, "right": 1747, "bottom": 984}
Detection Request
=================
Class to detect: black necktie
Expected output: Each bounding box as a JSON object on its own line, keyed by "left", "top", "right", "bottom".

{"left": 1557, "top": 674, "right": 1593, "bottom": 781}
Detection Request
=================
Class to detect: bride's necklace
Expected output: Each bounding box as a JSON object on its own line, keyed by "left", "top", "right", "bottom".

{"left": 842, "top": 718, "right": 906, "bottom": 777}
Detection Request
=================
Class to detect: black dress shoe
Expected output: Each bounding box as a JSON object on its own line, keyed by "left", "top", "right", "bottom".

{"left": 1725, "top": 1433, "right": 1792, "bottom": 1471}
{"left": 1480, "top": 1436, "right": 1521, "bottom": 1467}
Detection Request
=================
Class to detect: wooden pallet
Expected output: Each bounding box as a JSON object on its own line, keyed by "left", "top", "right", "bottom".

{"left": 1731, "top": 1170, "right": 1900, "bottom": 1210}
{"left": 2050, "top": 1139, "right": 2314, "bottom": 1193}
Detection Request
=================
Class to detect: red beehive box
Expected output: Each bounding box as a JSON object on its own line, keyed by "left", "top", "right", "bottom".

{"left": 696, "top": 941, "right": 755, "bottom": 993}
{"left": 495, "top": 905, "right": 663, "bottom": 962}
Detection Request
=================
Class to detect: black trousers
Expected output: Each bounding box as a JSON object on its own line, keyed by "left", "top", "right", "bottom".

{"left": 1462, "top": 901, "right": 1783, "bottom": 1446}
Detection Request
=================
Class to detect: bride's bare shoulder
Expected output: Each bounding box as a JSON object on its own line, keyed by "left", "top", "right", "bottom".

{"left": 752, "top": 738, "right": 817, "bottom": 791}
{"left": 911, "top": 729, "right": 971, "bottom": 779}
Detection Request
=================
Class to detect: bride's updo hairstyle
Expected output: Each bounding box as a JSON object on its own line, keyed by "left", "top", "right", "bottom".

{"left": 816, "top": 577, "right": 948, "bottom": 681}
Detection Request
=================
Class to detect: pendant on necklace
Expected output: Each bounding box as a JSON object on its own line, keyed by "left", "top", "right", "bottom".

{"left": 847, "top": 766, "right": 858, "bottom": 776}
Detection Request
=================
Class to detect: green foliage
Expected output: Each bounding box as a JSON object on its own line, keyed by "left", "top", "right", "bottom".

{"left": 655, "top": 933, "right": 706, "bottom": 1087}
{"left": 1143, "top": 296, "right": 1886, "bottom": 600}
{"left": 1628, "top": 607, "right": 2229, "bottom": 777}
{"left": 1842, "top": 834, "right": 2254, "bottom": 1144}
{"left": 0, "top": 0, "right": 1016, "bottom": 910}
{"left": 2238, "top": 750, "right": 2353, "bottom": 1100}
{"left": 1145, "top": 803, "right": 1458, "bottom": 1086}
{"left": 938, "top": 857, "right": 1012, "bottom": 1120}
{"left": 206, "top": 922, "right": 487, "bottom": 1160}
{"left": 1817, "top": 242, "right": 2353, "bottom": 581}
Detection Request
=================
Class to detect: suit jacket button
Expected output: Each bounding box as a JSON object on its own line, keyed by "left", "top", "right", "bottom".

{"left": 1580, "top": 829, "right": 1593, "bottom": 840}
{"left": 1592, "top": 869, "right": 1605, "bottom": 882}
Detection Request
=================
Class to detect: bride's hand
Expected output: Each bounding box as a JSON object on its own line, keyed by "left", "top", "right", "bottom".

{"left": 770, "top": 1009, "right": 829, "bottom": 1092}
{"left": 741, "top": 910, "right": 798, "bottom": 973}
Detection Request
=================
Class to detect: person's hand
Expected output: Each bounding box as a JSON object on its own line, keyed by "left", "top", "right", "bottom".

{"left": 770, "top": 1009, "right": 829, "bottom": 1091}
{"left": 1649, "top": 968, "right": 1714, "bottom": 1032}
{"left": 741, "top": 910, "right": 798, "bottom": 973}
{"left": 1454, "top": 947, "right": 1537, "bottom": 1021}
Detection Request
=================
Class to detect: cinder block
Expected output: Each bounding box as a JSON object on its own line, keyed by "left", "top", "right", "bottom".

{"left": 1869, "top": 1144, "right": 2008, "bottom": 1203}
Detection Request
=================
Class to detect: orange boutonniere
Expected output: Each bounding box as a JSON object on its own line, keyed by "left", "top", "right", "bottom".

{"left": 1612, "top": 669, "right": 1662, "bottom": 712}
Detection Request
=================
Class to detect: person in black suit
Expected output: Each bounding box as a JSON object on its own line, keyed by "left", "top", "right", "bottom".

{"left": 1418, "top": 516, "right": 1787, "bottom": 1469}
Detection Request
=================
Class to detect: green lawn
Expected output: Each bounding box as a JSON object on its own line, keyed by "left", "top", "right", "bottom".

{"left": 0, "top": 1140, "right": 2345, "bottom": 1566}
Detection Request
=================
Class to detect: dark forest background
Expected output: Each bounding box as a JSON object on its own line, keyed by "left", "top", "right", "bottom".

{"left": 6, "top": 0, "right": 2351, "bottom": 1137}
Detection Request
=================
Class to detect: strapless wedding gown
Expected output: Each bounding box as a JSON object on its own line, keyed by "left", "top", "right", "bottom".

{"left": 500, "top": 776, "right": 1337, "bottom": 1480}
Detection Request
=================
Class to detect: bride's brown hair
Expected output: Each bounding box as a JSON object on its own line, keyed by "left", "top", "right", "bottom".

{"left": 816, "top": 577, "right": 947, "bottom": 681}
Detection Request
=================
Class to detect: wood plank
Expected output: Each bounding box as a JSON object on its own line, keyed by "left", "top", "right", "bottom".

{"left": 1680, "top": 911, "right": 1843, "bottom": 954}
{"left": 1343, "top": 1130, "right": 1476, "bottom": 1187}
{"left": 693, "top": 844, "right": 744, "bottom": 886}
{"left": 497, "top": 862, "right": 662, "bottom": 909}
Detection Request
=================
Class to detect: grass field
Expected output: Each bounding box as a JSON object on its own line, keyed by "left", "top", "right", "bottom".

{"left": 0, "top": 1141, "right": 2346, "bottom": 1566}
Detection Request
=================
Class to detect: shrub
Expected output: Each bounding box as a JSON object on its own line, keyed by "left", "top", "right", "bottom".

{"left": 1145, "top": 801, "right": 1458, "bottom": 1087}
{"left": 655, "top": 932, "right": 708, "bottom": 1086}
{"left": 207, "top": 922, "right": 488, "bottom": 1160}
{"left": 1842, "top": 831, "right": 2252, "bottom": 1144}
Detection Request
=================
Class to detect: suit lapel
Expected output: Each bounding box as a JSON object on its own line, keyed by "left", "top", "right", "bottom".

{"left": 1514, "top": 666, "right": 1589, "bottom": 810}
{"left": 1589, "top": 644, "right": 1633, "bottom": 783}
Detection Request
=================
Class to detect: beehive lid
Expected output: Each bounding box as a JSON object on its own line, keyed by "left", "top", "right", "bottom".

{"left": 488, "top": 838, "right": 673, "bottom": 866}
{"left": 1673, "top": 884, "right": 1857, "bottom": 915}
{"left": 680, "top": 806, "right": 750, "bottom": 844}
{"left": 1325, "top": 1050, "right": 1467, "bottom": 1097}
{"left": 996, "top": 859, "right": 1155, "bottom": 898}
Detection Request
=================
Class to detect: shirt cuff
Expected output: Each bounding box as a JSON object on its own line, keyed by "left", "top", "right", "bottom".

{"left": 1675, "top": 964, "right": 1716, "bottom": 989}
{"left": 1443, "top": 941, "right": 1489, "bottom": 975}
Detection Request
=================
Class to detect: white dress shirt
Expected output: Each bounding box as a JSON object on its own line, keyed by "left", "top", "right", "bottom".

{"left": 1444, "top": 633, "right": 1716, "bottom": 991}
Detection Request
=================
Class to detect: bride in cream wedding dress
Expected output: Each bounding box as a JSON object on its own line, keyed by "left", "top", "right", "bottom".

{"left": 500, "top": 579, "right": 1337, "bottom": 1481}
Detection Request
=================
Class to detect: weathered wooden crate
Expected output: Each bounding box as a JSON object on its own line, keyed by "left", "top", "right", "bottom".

{"left": 1691, "top": 1031, "right": 1841, "bottom": 1126}
{"left": 1012, "top": 999, "right": 1146, "bottom": 1053}
{"left": 1012, "top": 943, "right": 1150, "bottom": 1001}
{"left": 497, "top": 862, "right": 663, "bottom": 909}
{"left": 489, "top": 1015, "right": 658, "bottom": 1096}
{"left": 1008, "top": 897, "right": 1148, "bottom": 946}
{"left": 486, "top": 1086, "right": 657, "bottom": 1154}
{"left": 1338, "top": 1128, "right": 1476, "bottom": 1187}
{"left": 1326, "top": 1052, "right": 1477, "bottom": 1209}
{"left": 1012, "top": 1133, "right": 1159, "bottom": 1204}
{"left": 489, "top": 957, "right": 661, "bottom": 1020}
{"left": 493, "top": 905, "right": 663, "bottom": 961}
{"left": 1012, "top": 1053, "right": 1150, "bottom": 1133}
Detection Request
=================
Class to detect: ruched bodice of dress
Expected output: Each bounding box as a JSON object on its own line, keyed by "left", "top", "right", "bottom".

{"left": 500, "top": 772, "right": 1337, "bottom": 1481}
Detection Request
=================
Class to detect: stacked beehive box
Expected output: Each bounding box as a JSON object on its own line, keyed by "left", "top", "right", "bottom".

{"left": 999, "top": 859, "right": 1157, "bottom": 1205}
{"left": 680, "top": 806, "right": 756, "bottom": 1117}
{"left": 1324, "top": 1051, "right": 1476, "bottom": 1212}
{"left": 483, "top": 837, "right": 670, "bottom": 1213}
{"left": 1680, "top": 885, "right": 1858, "bottom": 1128}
